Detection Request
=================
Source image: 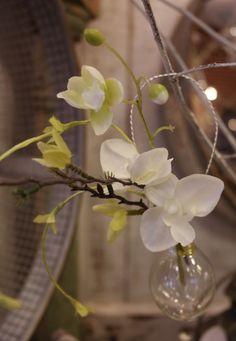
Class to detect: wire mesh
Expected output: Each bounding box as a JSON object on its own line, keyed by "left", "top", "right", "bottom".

{"left": 0, "top": 0, "right": 83, "bottom": 340}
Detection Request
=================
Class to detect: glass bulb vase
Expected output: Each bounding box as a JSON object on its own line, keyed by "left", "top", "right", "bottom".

{"left": 149, "top": 244, "right": 215, "bottom": 321}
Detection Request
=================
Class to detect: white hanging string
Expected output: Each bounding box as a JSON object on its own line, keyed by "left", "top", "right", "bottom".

{"left": 129, "top": 72, "right": 219, "bottom": 174}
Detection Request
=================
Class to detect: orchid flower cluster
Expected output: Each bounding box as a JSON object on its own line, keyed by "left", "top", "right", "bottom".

{"left": 0, "top": 29, "right": 224, "bottom": 317}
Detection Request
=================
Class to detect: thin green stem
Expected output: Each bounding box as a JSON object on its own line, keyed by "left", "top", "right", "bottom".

{"left": 56, "top": 190, "right": 84, "bottom": 211}
{"left": 64, "top": 119, "right": 90, "bottom": 130}
{"left": 41, "top": 190, "right": 90, "bottom": 317}
{"left": 112, "top": 123, "right": 133, "bottom": 143}
{"left": 153, "top": 124, "right": 175, "bottom": 138}
{"left": 0, "top": 292, "right": 22, "bottom": 310}
{"left": 104, "top": 41, "right": 154, "bottom": 148}
{"left": 42, "top": 224, "right": 72, "bottom": 300}
{"left": 0, "top": 132, "right": 51, "bottom": 161}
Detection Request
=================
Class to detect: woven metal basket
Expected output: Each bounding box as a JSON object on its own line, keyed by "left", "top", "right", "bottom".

{"left": 0, "top": 1, "right": 83, "bottom": 340}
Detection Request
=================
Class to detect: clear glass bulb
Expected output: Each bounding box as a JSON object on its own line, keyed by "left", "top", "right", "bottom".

{"left": 149, "top": 244, "right": 215, "bottom": 321}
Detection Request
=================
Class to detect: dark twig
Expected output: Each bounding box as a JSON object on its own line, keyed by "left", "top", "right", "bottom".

{"left": 0, "top": 177, "right": 72, "bottom": 188}
{"left": 0, "top": 165, "right": 147, "bottom": 209}
{"left": 71, "top": 184, "right": 148, "bottom": 210}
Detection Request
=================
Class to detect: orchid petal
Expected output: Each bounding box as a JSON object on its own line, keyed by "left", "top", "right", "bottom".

{"left": 90, "top": 106, "right": 113, "bottom": 135}
{"left": 72, "top": 300, "right": 90, "bottom": 317}
{"left": 43, "top": 150, "right": 71, "bottom": 169}
{"left": 175, "top": 174, "right": 224, "bottom": 217}
{"left": 52, "top": 130, "right": 71, "bottom": 157}
{"left": 140, "top": 207, "right": 176, "bottom": 252}
{"left": 130, "top": 148, "right": 172, "bottom": 185}
{"left": 57, "top": 76, "right": 87, "bottom": 109}
{"left": 34, "top": 213, "right": 55, "bottom": 224}
{"left": 100, "top": 138, "right": 139, "bottom": 178}
{"left": 145, "top": 174, "right": 178, "bottom": 207}
{"left": 105, "top": 78, "right": 124, "bottom": 106}
{"left": 110, "top": 209, "right": 127, "bottom": 232}
{"left": 164, "top": 214, "right": 196, "bottom": 246}
{"left": 92, "top": 200, "right": 119, "bottom": 217}
{"left": 33, "top": 211, "right": 57, "bottom": 233}
{"left": 32, "top": 158, "right": 49, "bottom": 167}
{"left": 57, "top": 89, "right": 86, "bottom": 109}
{"left": 67, "top": 76, "right": 86, "bottom": 92}
{"left": 81, "top": 65, "right": 105, "bottom": 85}
{"left": 82, "top": 82, "right": 105, "bottom": 111}
{"left": 37, "top": 141, "right": 58, "bottom": 154}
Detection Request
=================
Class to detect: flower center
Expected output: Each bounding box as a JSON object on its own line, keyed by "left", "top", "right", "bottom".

{"left": 164, "top": 198, "right": 182, "bottom": 215}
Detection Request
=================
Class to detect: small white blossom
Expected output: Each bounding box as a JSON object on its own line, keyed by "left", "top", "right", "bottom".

{"left": 100, "top": 138, "right": 172, "bottom": 186}
{"left": 57, "top": 66, "right": 123, "bottom": 135}
{"left": 140, "top": 174, "right": 224, "bottom": 252}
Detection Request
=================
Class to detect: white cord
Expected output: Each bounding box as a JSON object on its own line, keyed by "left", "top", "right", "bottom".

{"left": 129, "top": 72, "right": 218, "bottom": 173}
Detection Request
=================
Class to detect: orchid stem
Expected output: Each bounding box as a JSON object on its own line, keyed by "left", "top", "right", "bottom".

{"left": 104, "top": 41, "right": 155, "bottom": 148}
{"left": 153, "top": 124, "right": 175, "bottom": 138}
{"left": 112, "top": 123, "right": 133, "bottom": 143}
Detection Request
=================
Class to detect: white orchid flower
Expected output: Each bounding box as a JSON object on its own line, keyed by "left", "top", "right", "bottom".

{"left": 57, "top": 66, "right": 123, "bottom": 135}
{"left": 141, "top": 174, "right": 224, "bottom": 252}
{"left": 100, "top": 138, "right": 172, "bottom": 186}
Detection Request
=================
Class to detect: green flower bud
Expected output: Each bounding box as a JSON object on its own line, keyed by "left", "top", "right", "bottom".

{"left": 84, "top": 28, "right": 105, "bottom": 46}
{"left": 148, "top": 83, "right": 169, "bottom": 105}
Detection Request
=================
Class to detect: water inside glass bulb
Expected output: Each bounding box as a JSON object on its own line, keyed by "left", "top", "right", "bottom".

{"left": 149, "top": 244, "right": 215, "bottom": 321}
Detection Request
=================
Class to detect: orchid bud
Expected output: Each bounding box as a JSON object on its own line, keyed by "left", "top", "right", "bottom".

{"left": 148, "top": 83, "right": 169, "bottom": 105}
{"left": 84, "top": 28, "right": 105, "bottom": 46}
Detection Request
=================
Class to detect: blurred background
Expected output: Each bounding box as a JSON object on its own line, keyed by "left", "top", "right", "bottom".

{"left": 0, "top": 0, "right": 235, "bottom": 340}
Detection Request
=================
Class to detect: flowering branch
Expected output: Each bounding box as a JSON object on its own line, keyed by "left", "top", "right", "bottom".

{"left": 0, "top": 22, "right": 227, "bottom": 320}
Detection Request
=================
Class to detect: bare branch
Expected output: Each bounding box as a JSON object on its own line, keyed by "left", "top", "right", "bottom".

{"left": 178, "top": 62, "right": 236, "bottom": 76}
{"left": 156, "top": 0, "right": 236, "bottom": 55}
{"left": 0, "top": 177, "right": 72, "bottom": 188}
{"left": 71, "top": 184, "right": 148, "bottom": 210}
{"left": 141, "top": 0, "right": 236, "bottom": 184}
{"left": 132, "top": 0, "right": 236, "bottom": 154}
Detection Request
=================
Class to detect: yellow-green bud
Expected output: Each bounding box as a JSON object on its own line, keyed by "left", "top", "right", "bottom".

{"left": 148, "top": 83, "right": 169, "bottom": 105}
{"left": 84, "top": 28, "right": 105, "bottom": 46}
